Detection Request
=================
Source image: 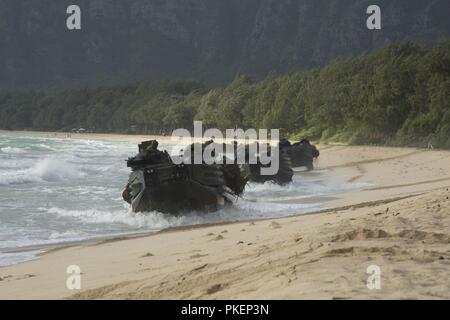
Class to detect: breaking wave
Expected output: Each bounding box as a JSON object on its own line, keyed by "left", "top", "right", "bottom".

{"left": 0, "top": 134, "right": 373, "bottom": 267}
{"left": 0, "top": 147, "right": 26, "bottom": 154}
{"left": 42, "top": 198, "right": 320, "bottom": 231}
{"left": 0, "top": 158, "right": 85, "bottom": 185}
{"left": 244, "top": 179, "right": 372, "bottom": 202}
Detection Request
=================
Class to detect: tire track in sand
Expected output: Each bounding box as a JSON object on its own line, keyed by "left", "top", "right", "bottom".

{"left": 366, "top": 176, "right": 450, "bottom": 191}
{"left": 326, "top": 150, "right": 425, "bottom": 170}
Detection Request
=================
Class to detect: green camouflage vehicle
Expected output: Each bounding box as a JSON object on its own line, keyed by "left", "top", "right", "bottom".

{"left": 122, "top": 140, "right": 246, "bottom": 214}
{"left": 241, "top": 141, "right": 294, "bottom": 185}
{"left": 284, "top": 138, "right": 320, "bottom": 171}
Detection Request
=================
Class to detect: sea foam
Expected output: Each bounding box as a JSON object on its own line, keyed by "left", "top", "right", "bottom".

{"left": 0, "top": 158, "right": 85, "bottom": 185}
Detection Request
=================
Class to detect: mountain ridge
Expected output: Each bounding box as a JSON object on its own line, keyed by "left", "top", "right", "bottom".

{"left": 0, "top": 0, "right": 449, "bottom": 91}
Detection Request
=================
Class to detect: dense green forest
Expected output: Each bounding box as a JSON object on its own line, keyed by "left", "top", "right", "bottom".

{"left": 1, "top": 41, "right": 449, "bottom": 148}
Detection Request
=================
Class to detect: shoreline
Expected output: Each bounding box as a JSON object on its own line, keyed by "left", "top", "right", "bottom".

{"left": 0, "top": 129, "right": 278, "bottom": 145}
{"left": 0, "top": 129, "right": 340, "bottom": 268}
{"left": 1, "top": 193, "right": 398, "bottom": 264}
{"left": 1, "top": 187, "right": 448, "bottom": 299}
{"left": 0, "top": 129, "right": 173, "bottom": 143}
{"left": 1, "top": 130, "right": 449, "bottom": 299}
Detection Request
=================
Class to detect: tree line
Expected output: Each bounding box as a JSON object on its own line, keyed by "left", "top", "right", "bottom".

{"left": 0, "top": 40, "right": 449, "bottom": 148}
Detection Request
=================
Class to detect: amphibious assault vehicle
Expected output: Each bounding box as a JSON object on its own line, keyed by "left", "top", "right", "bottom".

{"left": 122, "top": 140, "right": 247, "bottom": 214}
{"left": 283, "top": 138, "right": 320, "bottom": 170}
{"left": 242, "top": 142, "right": 294, "bottom": 185}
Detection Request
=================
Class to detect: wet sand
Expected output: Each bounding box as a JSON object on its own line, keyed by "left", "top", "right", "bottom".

{"left": 0, "top": 132, "right": 449, "bottom": 299}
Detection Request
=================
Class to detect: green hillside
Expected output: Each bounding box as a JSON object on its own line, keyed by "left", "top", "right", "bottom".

{"left": 1, "top": 41, "right": 449, "bottom": 148}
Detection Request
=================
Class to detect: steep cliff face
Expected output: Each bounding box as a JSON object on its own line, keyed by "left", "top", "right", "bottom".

{"left": 0, "top": 0, "right": 449, "bottom": 90}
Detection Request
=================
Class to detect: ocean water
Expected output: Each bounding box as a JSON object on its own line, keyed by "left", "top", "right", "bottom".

{"left": 0, "top": 134, "right": 369, "bottom": 267}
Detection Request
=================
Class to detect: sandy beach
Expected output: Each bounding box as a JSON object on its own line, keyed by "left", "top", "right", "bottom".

{"left": 0, "top": 132, "right": 449, "bottom": 299}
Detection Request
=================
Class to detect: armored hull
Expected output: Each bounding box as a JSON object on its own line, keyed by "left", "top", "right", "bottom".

{"left": 286, "top": 141, "right": 320, "bottom": 170}
{"left": 124, "top": 163, "right": 235, "bottom": 213}
{"left": 246, "top": 150, "right": 294, "bottom": 185}
{"left": 123, "top": 140, "right": 246, "bottom": 214}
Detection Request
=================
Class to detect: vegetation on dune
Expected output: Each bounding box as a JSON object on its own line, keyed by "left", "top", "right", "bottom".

{"left": 0, "top": 81, "right": 206, "bottom": 135}
{"left": 0, "top": 41, "right": 449, "bottom": 148}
